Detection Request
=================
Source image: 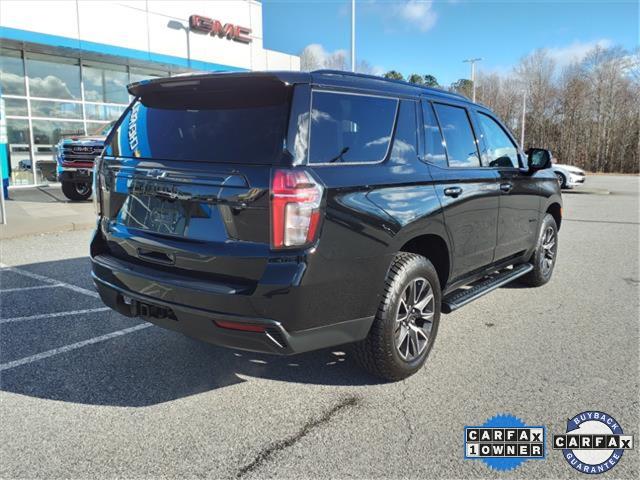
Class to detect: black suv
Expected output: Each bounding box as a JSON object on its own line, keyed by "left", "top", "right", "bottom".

{"left": 91, "top": 71, "right": 561, "bottom": 380}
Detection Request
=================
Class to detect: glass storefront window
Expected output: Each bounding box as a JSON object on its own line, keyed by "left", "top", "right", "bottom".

{"left": 26, "top": 53, "right": 81, "bottom": 100}
{"left": 130, "top": 67, "right": 169, "bottom": 84}
{"left": 31, "top": 119, "right": 85, "bottom": 146}
{"left": 30, "top": 99, "right": 83, "bottom": 119}
{"left": 85, "top": 103, "right": 126, "bottom": 121}
{"left": 6, "top": 118, "right": 33, "bottom": 185}
{"left": 6, "top": 118, "right": 30, "bottom": 145}
{"left": 86, "top": 121, "right": 114, "bottom": 136}
{"left": 83, "top": 61, "right": 130, "bottom": 104}
{"left": 3, "top": 98, "right": 28, "bottom": 116}
{"left": 0, "top": 48, "right": 26, "bottom": 95}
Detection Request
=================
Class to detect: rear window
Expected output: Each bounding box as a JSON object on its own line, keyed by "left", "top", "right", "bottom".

{"left": 105, "top": 86, "right": 290, "bottom": 164}
{"left": 308, "top": 91, "right": 398, "bottom": 164}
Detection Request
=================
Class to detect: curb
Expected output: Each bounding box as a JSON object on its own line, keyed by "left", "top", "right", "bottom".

{"left": 0, "top": 221, "right": 96, "bottom": 240}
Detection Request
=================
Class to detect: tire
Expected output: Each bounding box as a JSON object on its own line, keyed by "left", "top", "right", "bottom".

{"left": 353, "top": 252, "right": 441, "bottom": 381}
{"left": 555, "top": 172, "right": 566, "bottom": 189}
{"left": 61, "top": 181, "right": 92, "bottom": 201}
{"left": 520, "top": 213, "right": 558, "bottom": 287}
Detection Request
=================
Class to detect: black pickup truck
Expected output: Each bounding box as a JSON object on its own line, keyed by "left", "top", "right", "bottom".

{"left": 91, "top": 71, "right": 561, "bottom": 380}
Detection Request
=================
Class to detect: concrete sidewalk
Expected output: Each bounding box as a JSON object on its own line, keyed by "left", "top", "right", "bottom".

{"left": 0, "top": 186, "right": 95, "bottom": 239}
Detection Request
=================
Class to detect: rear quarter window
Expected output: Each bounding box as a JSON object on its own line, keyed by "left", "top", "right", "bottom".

{"left": 308, "top": 91, "right": 398, "bottom": 164}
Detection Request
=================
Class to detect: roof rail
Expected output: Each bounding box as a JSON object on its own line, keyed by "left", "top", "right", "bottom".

{"left": 311, "top": 69, "right": 468, "bottom": 100}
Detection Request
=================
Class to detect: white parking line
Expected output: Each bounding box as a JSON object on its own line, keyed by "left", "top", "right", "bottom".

{"left": 0, "top": 284, "right": 64, "bottom": 293}
{"left": 0, "top": 307, "right": 111, "bottom": 325}
{"left": 0, "top": 264, "right": 100, "bottom": 298}
{"left": 0, "top": 323, "right": 152, "bottom": 372}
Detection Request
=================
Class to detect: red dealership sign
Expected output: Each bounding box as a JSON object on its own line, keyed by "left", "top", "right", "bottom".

{"left": 189, "top": 14, "right": 252, "bottom": 43}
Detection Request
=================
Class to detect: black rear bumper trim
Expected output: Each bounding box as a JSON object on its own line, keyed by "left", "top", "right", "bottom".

{"left": 92, "top": 272, "right": 374, "bottom": 355}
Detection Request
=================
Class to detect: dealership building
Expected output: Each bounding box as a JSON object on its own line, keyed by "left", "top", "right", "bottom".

{"left": 0, "top": 0, "right": 300, "bottom": 188}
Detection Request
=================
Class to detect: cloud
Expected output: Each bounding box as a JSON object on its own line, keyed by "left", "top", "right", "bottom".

{"left": 395, "top": 0, "right": 438, "bottom": 32}
{"left": 28, "top": 75, "right": 75, "bottom": 99}
{"left": 547, "top": 39, "right": 613, "bottom": 67}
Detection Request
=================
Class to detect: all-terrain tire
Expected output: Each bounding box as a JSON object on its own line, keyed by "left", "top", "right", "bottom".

{"left": 61, "top": 181, "right": 92, "bottom": 201}
{"left": 519, "top": 213, "right": 558, "bottom": 287}
{"left": 353, "top": 252, "right": 441, "bottom": 381}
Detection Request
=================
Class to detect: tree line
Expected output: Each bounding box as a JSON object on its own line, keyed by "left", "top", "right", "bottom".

{"left": 301, "top": 44, "right": 639, "bottom": 173}
{"left": 474, "top": 47, "right": 639, "bottom": 173}
{"left": 384, "top": 47, "right": 639, "bottom": 173}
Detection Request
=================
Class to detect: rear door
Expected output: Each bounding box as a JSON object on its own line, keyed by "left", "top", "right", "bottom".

{"left": 472, "top": 109, "right": 540, "bottom": 261}
{"left": 96, "top": 75, "right": 299, "bottom": 283}
{"left": 423, "top": 100, "right": 499, "bottom": 281}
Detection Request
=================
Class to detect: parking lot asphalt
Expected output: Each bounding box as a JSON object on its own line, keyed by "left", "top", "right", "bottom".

{"left": 0, "top": 175, "right": 638, "bottom": 479}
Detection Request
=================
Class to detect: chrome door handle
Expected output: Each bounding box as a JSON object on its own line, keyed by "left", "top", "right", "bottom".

{"left": 500, "top": 183, "right": 513, "bottom": 193}
{"left": 444, "top": 186, "right": 463, "bottom": 198}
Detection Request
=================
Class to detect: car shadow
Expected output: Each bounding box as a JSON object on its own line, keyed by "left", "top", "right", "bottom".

{"left": 0, "top": 258, "right": 382, "bottom": 407}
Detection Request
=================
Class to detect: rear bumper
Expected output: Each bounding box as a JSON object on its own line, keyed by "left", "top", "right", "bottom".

{"left": 91, "top": 254, "right": 374, "bottom": 355}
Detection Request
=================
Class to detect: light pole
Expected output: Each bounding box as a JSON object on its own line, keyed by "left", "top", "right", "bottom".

{"left": 463, "top": 57, "right": 482, "bottom": 102}
{"left": 520, "top": 91, "right": 527, "bottom": 147}
{"left": 351, "top": 0, "right": 356, "bottom": 72}
{"left": 167, "top": 20, "right": 191, "bottom": 69}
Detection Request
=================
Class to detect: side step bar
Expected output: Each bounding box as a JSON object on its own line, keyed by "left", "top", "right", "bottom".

{"left": 442, "top": 263, "right": 533, "bottom": 313}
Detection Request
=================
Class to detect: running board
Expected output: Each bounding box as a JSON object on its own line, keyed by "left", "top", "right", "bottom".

{"left": 442, "top": 263, "right": 533, "bottom": 313}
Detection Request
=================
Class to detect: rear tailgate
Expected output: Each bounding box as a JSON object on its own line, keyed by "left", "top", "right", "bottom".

{"left": 95, "top": 74, "right": 299, "bottom": 285}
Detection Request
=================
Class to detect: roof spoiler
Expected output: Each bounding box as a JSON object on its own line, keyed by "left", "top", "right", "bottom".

{"left": 127, "top": 71, "right": 311, "bottom": 97}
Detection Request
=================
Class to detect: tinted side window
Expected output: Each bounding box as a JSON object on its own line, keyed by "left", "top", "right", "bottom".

{"left": 422, "top": 101, "right": 447, "bottom": 168}
{"left": 433, "top": 104, "right": 480, "bottom": 168}
{"left": 390, "top": 100, "right": 418, "bottom": 164}
{"left": 477, "top": 112, "right": 519, "bottom": 168}
{"left": 309, "top": 91, "right": 398, "bottom": 164}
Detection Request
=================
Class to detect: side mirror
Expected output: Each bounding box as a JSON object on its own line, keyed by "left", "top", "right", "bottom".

{"left": 526, "top": 148, "right": 552, "bottom": 170}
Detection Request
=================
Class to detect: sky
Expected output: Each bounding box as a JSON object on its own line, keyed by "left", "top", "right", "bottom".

{"left": 262, "top": 0, "right": 639, "bottom": 85}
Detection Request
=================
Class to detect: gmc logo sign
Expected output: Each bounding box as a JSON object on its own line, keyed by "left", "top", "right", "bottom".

{"left": 189, "top": 14, "right": 252, "bottom": 44}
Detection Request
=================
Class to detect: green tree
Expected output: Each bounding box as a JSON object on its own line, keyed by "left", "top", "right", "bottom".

{"left": 384, "top": 70, "right": 404, "bottom": 81}
{"left": 423, "top": 74, "right": 439, "bottom": 87}
{"left": 408, "top": 73, "right": 424, "bottom": 85}
{"left": 451, "top": 78, "right": 473, "bottom": 99}
{"left": 407, "top": 73, "right": 439, "bottom": 87}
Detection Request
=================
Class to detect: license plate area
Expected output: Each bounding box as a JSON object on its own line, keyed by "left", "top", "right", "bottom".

{"left": 77, "top": 169, "right": 90, "bottom": 177}
{"left": 131, "top": 298, "right": 177, "bottom": 321}
{"left": 118, "top": 192, "right": 213, "bottom": 237}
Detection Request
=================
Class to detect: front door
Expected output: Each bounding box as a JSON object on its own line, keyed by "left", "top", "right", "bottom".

{"left": 473, "top": 110, "right": 540, "bottom": 261}
{"left": 426, "top": 101, "right": 500, "bottom": 282}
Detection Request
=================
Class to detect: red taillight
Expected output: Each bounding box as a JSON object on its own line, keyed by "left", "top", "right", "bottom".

{"left": 214, "top": 320, "right": 266, "bottom": 332}
{"left": 271, "top": 169, "right": 323, "bottom": 249}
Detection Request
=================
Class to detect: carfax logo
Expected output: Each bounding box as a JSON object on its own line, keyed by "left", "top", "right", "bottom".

{"left": 464, "top": 414, "right": 545, "bottom": 471}
{"left": 553, "top": 411, "right": 634, "bottom": 474}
